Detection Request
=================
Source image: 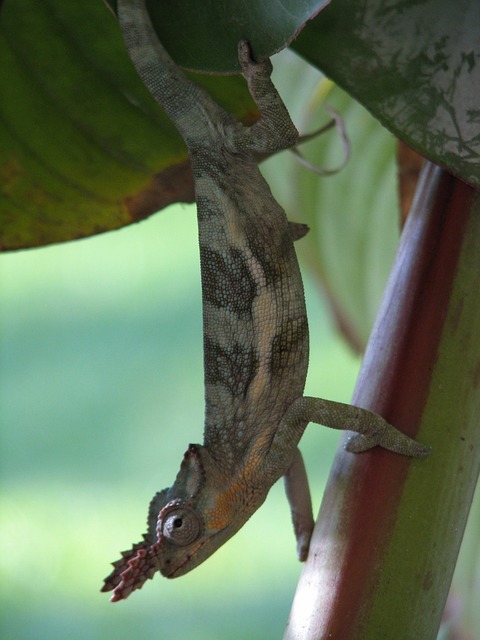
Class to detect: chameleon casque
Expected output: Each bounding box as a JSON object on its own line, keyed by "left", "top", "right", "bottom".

{"left": 103, "top": 0, "right": 430, "bottom": 602}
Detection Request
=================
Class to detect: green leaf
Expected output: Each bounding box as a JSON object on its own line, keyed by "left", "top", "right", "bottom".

{"left": 0, "top": 0, "right": 256, "bottom": 250}
{"left": 293, "top": 0, "right": 480, "bottom": 187}
{"left": 108, "top": 0, "right": 330, "bottom": 72}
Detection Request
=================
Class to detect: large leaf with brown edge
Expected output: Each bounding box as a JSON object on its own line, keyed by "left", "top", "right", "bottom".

{"left": 0, "top": 0, "right": 257, "bottom": 250}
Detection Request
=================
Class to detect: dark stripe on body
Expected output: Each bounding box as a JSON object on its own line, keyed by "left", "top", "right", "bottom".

{"left": 245, "top": 220, "right": 294, "bottom": 286}
{"left": 200, "top": 246, "right": 258, "bottom": 316}
{"left": 270, "top": 316, "right": 309, "bottom": 376}
{"left": 204, "top": 335, "right": 259, "bottom": 397}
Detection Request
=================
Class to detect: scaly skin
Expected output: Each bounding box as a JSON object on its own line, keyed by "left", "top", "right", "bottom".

{"left": 103, "top": 0, "right": 430, "bottom": 601}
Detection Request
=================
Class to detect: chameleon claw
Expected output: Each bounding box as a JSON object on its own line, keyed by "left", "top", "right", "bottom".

{"left": 346, "top": 431, "right": 431, "bottom": 457}
{"left": 237, "top": 39, "right": 273, "bottom": 76}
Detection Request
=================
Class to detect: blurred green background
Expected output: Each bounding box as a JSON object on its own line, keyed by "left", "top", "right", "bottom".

{"left": 0, "top": 195, "right": 363, "bottom": 640}
{"left": 1, "top": 14, "right": 478, "bottom": 638}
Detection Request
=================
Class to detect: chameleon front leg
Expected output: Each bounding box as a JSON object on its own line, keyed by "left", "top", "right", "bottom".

{"left": 269, "top": 396, "right": 430, "bottom": 480}
{"left": 278, "top": 397, "right": 430, "bottom": 559}
{"left": 292, "top": 396, "right": 431, "bottom": 456}
{"left": 284, "top": 448, "right": 315, "bottom": 561}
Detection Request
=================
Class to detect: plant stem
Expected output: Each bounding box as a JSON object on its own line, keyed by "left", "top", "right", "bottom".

{"left": 284, "top": 163, "right": 480, "bottom": 639}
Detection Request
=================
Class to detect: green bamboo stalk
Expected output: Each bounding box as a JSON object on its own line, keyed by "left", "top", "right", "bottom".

{"left": 284, "top": 163, "right": 480, "bottom": 639}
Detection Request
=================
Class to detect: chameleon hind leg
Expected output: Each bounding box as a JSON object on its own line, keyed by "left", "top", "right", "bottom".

{"left": 235, "top": 40, "right": 299, "bottom": 155}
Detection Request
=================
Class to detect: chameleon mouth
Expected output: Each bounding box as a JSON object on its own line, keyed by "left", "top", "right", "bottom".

{"left": 163, "top": 530, "right": 224, "bottom": 578}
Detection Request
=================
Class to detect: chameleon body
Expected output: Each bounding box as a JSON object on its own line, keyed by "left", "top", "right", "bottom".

{"left": 103, "top": 0, "right": 430, "bottom": 601}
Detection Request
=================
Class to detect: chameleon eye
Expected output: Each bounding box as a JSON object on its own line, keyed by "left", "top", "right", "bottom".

{"left": 161, "top": 506, "right": 202, "bottom": 546}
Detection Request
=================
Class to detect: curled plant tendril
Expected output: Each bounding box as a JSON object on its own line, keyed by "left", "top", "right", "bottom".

{"left": 292, "top": 107, "right": 351, "bottom": 176}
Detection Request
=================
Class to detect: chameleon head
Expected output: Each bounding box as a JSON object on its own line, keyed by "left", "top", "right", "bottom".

{"left": 154, "top": 494, "right": 239, "bottom": 579}
{"left": 153, "top": 443, "right": 252, "bottom": 579}
{"left": 103, "top": 443, "right": 267, "bottom": 599}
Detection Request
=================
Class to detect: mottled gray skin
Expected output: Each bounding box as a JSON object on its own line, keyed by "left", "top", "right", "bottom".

{"left": 103, "top": 0, "right": 430, "bottom": 601}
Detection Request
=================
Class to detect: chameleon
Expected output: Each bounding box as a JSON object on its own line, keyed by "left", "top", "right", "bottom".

{"left": 103, "top": 0, "right": 430, "bottom": 602}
